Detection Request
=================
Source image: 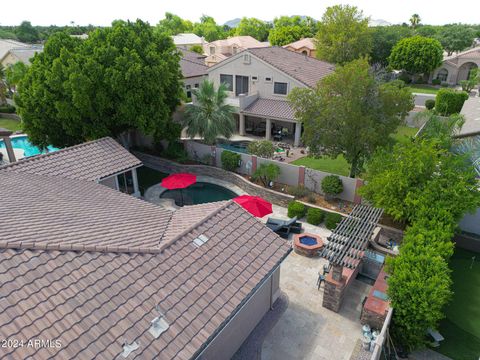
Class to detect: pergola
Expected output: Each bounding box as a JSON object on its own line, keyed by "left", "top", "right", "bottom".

{"left": 322, "top": 205, "right": 384, "bottom": 269}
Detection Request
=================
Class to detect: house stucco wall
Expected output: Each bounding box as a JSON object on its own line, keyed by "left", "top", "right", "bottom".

{"left": 99, "top": 176, "right": 117, "bottom": 190}
{"left": 208, "top": 53, "right": 306, "bottom": 100}
{"left": 1, "top": 53, "right": 19, "bottom": 67}
{"left": 197, "top": 267, "right": 282, "bottom": 360}
{"left": 431, "top": 48, "right": 480, "bottom": 85}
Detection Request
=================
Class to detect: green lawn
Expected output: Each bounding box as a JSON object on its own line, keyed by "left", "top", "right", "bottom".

{"left": 410, "top": 84, "right": 440, "bottom": 95}
{"left": 292, "top": 126, "right": 419, "bottom": 177}
{"left": 0, "top": 118, "right": 22, "bottom": 132}
{"left": 136, "top": 166, "right": 168, "bottom": 195}
{"left": 437, "top": 247, "right": 480, "bottom": 360}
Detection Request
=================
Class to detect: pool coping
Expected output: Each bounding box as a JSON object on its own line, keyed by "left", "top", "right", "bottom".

{"left": 144, "top": 175, "right": 247, "bottom": 207}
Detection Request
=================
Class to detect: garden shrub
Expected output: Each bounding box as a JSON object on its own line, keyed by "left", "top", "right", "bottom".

{"left": 162, "top": 141, "right": 188, "bottom": 162}
{"left": 325, "top": 212, "right": 343, "bottom": 229}
{"left": 247, "top": 140, "right": 275, "bottom": 158}
{"left": 289, "top": 185, "right": 309, "bottom": 198}
{"left": 425, "top": 99, "right": 435, "bottom": 110}
{"left": 306, "top": 208, "right": 325, "bottom": 225}
{"left": 0, "top": 104, "right": 16, "bottom": 113}
{"left": 321, "top": 175, "right": 343, "bottom": 199}
{"left": 431, "top": 78, "right": 441, "bottom": 86}
{"left": 221, "top": 150, "right": 241, "bottom": 171}
{"left": 251, "top": 163, "right": 280, "bottom": 187}
{"left": 287, "top": 201, "right": 306, "bottom": 218}
{"left": 397, "top": 72, "right": 411, "bottom": 84}
{"left": 435, "top": 88, "right": 469, "bottom": 116}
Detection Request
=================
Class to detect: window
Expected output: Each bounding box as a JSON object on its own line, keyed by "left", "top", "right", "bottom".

{"left": 209, "top": 46, "right": 215, "bottom": 55}
{"left": 436, "top": 68, "right": 448, "bottom": 82}
{"left": 302, "top": 50, "right": 308, "bottom": 56}
{"left": 251, "top": 76, "right": 258, "bottom": 81}
{"left": 243, "top": 54, "right": 251, "bottom": 64}
{"left": 265, "top": 77, "right": 272, "bottom": 83}
{"left": 274, "top": 82, "right": 288, "bottom": 95}
{"left": 186, "top": 85, "right": 191, "bottom": 90}
{"left": 220, "top": 74, "right": 233, "bottom": 91}
{"left": 235, "top": 75, "right": 249, "bottom": 96}
{"left": 194, "top": 83, "right": 199, "bottom": 88}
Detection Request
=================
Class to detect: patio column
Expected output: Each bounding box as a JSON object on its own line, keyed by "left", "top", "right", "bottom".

{"left": 239, "top": 113, "right": 245, "bottom": 136}
{"left": 2, "top": 136, "right": 16, "bottom": 163}
{"left": 131, "top": 168, "right": 141, "bottom": 197}
{"left": 294, "top": 122, "right": 301, "bottom": 147}
{"left": 265, "top": 118, "right": 272, "bottom": 141}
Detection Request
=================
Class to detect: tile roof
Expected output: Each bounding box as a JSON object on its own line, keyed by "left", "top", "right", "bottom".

{"left": 180, "top": 57, "right": 208, "bottom": 78}
{"left": 457, "top": 96, "right": 480, "bottom": 137}
{"left": 208, "top": 36, "right": 267, "bottom": 50}
{"left": 0, "top": 39, "right": 28, "bottom": 60}
{"left": 444, "top": 47, "right": 480, "bottom": 65}
{"left": 242, "top": 98, "right": 296, "bottom": 120}
{"left": 0, "top": 171, "right": 290, "bottom": 359}
{"left": 180, "top": 49, "right": 207, "bottom": 65}
{"left": 283, "top": 38, "right": 315, "bottom": 51}
{"left": 0, "top": 137, "right": 142, "bottom": 181}
{"left": 248, "top": 47, "right": 335, "bottom": 88}
{"left": 5, "top": 46, "right": 43, "bottom": 64}
{"left": 173, "top": 33, "right": 204, "bottom": 46}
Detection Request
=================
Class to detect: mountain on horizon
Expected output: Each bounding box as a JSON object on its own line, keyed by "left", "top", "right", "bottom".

{"left": 224, "top": 18, "right": 242, "bottom": 28}
{"left": 369, "top": 19, "right": 392, "bottom": 27}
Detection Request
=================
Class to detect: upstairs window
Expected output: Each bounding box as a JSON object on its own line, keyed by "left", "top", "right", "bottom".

{"left": 220, "top": 74, "right": 234, "bottom": 91}
{"left": 274, "top": 82, "right": 288, "bottom": 95}
{"left": 209, "top": 46, "right": 215, "bottom": 55}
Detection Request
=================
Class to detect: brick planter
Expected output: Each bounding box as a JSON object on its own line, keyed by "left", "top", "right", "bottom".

{"left": 293, "top": 233, "right": 324, "bottom": 257}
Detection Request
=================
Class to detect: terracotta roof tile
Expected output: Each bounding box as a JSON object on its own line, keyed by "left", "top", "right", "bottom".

{"left": 242, "top": 98, "right": 296, "bottom": 120}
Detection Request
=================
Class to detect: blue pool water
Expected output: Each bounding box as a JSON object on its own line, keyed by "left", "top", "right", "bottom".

{"left": 299, "top": 236, "right": 318, "bottom": 246}
{"left": 218, "top": 142, "right": 249, "bottom": 154}
{"left": 0, "top": 136, "right": 60, "bottom": 158}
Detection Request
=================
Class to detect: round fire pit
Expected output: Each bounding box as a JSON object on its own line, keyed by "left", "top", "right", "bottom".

{"left": 293, "top": 233, "right": 324, "bottom": 257}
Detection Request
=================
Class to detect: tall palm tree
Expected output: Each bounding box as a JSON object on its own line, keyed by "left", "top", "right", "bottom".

{"left": 183, "top": 80, "right": 235, "bottom": 145}
{"left": 409, "top": 14, "right": 421, "bottom": 30}
{"left": 0, "top": 64, "right": 7, "bottom": 106}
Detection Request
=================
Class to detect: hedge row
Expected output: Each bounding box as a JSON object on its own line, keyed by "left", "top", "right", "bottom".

{"left": 287, "top": 201, "right": 343, "bottom": 229}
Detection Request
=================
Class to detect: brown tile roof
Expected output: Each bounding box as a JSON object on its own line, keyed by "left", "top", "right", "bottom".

{"left": 180, "top": 57, "right": 208, "bottom": 78}
{"left": 242, "top": 98, "right": 295, "bottom": 120}
{"left": 0, "top": 171, "right": 290, "bottom": 359}
{"left": 248, "top": 47, "right": 335, "bottom": 88}
{"left": 283, "top": 38, "right": 315, "bottom": 51}
{"left": 0, "top": 137, "right": 142, "bottom": 181}
{"left": 180, "top": 49, "right": 207, "bottom": 65}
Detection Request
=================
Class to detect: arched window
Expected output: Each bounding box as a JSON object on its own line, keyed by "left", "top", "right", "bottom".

{"left": 436, "top": 68, "right": 448, "bottom": 82}
{"left": 301, "top": 50, "right": 308, "bottom": 56}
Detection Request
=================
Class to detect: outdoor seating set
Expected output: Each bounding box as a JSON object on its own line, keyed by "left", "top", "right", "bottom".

{"left": 265, "top": 216, "right": 302, "bottom": 238}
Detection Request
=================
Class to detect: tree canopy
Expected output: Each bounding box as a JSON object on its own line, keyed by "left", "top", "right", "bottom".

{"left": 155, "top": 12, "right": 193, "bottom": 36}
{"left": 5, "top": 62, "right": 29, "bottom": 92}
{"left": 268, "top": 16, "right": 317, "bottom": 46}
{"left": 388, "top": 36, "right": 443, "bottom": 77}
{"left": 192, "top": 15, "right": 225, "bottom": 42}
{"left": 235, "top": 17, "right": 270, "bottom": 42}
{"left": 438, "top": 24, "right": 476, "bottom": 55}
{"left": 289, "top": 58, "right": 414, "bottom": 177}
{"left": 315, "top": 5, "right": 372, "bottom": 65}
{"left": 16, "top": 20, "right": 183, "bottom": 149}
{"left": 370, "top": 26, "right": 412, "bottom": 66}
{"left": 15, "top": 21, "right": 40, "bottom": 43}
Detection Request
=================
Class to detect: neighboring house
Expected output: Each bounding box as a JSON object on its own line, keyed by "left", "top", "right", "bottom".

{"left": 0, "top": 137, "right": 143, "bottom": 197}
{"left": 180, "top": 49, "right": 208, "bottom": 98}
{"left": 0, "top": 139, "right": 290, "bottom": 359}
{"left": 0, "top": 39, "right": 29, "bottom": 61}
{"left": 173, "top": 33, "right": 205, "bottom": 50}
{"left": 1, "top": 45, "right": 43, "bottom": 67}
{"left": 207, "top": 46, "right": 335, "bottom": 146}
{"left": 431, "top": 47, "right": 480, "bottom": 85}
{"left": 283, "top": 38, "right": 316, "bottom": 58}
{"left": 203, "top": 36, "right": 269, "bottom": 67}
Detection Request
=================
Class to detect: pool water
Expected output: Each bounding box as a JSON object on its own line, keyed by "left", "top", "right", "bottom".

{"left": 0, "top": 136, "right": 60, "bottom": 158}
{"left": 160, "top": 182, "right": 237, "bottom": 206}
{"left": 299, "top": 236, "right": 318, "bottom": 246}
{"left": 218, "top": 142, "right": 249, "bottom": 154}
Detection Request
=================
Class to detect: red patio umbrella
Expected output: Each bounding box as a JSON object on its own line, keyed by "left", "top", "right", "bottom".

{"left": 233, "top": 195, "right": 273, "bottom": 218}
{"left": 161, "top": 173, "right": 197, "bottom": 206}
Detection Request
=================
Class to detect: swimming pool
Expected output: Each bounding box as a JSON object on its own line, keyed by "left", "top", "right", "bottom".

{"left": 160, "top": 182, "right": 237, "bottom": 206}
{"left": 0, "top": 136, "right": 60, "bottom": 158}
{"left": 218, "top": 141, "right": 250, "bottom": 154}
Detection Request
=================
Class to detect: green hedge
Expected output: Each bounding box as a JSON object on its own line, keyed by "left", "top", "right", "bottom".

{"left": 221, "top": 150, "right": 240, "bottom": 171}
{"left": 425, "top": 99, "right": 435, "bottom": 110}
{"left": 0, "top": 104, "right": 16, "bottom": 113}
{"left": 435, "top": 89, "right": 469, "bottom": 116}
{"left": 287, "top": 201, "right": 306, "bottom": 218}
{"left": 306, "top": 208, "right": 325, "bottom": 225}
{"left": 325, "top": 212, "right": 343, "bottom": 230}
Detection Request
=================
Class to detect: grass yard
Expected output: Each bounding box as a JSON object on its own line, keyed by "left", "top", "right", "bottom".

{"left": 410, "top": 84, "right": 440, "bottom": 95}
{"left": 136, "top": 166, "right": 168, "bottom": 195}
{"left": 437, "top": 247, "right": 480, "bottom": 360}
{"left": 0, "top": 118, "right": 22, "bottom": 132}
{"left": 390, "top": 126, "right": 418, "bottom": 144}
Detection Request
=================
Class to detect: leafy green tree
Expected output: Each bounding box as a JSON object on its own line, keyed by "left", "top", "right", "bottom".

{"left": 370, "top": 26, "right": 412, "bottom": 66}
{"left": 409, "top": 14, "right": 421, "bottom": 29}
{"left": 156, "top": 12, "right": 193, "bottom": 35}
{"left": 268, "top": 16, "right": 316, "bottom": 46}
{"left": 247, "top": 140, "right": 275, "bottom": 158}
{"left": 315, "top": 5, "right": 372, "bottom": 65}
{"left": 5, "top": 62, "right": 28, "bottom": 92}
{"left": 460, "top": 68, "right": 479, "bottom": 92}
{"left": 189, "top": 45, "right": 204, "bottom": 54}
{"left": 435, "top": 88, "right": 469, "bottom": 116}
{"left": 183, "top": 80, "right": 235, "bottom": 145}
{"left": 388, "top": 36, "right": 443, "bottom": 81}
{"left": 415, "top": 25, "right": 438, "bottom": 38}
{"left": 289, "top": 58, "right": 414, "bottom": 177}
{"left": 16, "top": 20, "right": 183, "bottom": 149}
{"left": 438, "top": 24, "right": 475, "bottom": 55}
{"left": 16, "top": 21, "right": 39, "bottom": 43}
{"left": 252, "top": 163, "right": 281, "bottom": 187}
{"left": 235, "top": 17, "right": 270, "bottom": 41}
{"left": 193, "top": 15, "right": 225, "bottom": 42}
{"left": 321, "top": 175, "right": 343, "bottom": 199}
{"left": 0, "top": 64, "right": 7, "bottom": 105}
{"left": 221, "top": 150, "right": 241, "bottom": 171}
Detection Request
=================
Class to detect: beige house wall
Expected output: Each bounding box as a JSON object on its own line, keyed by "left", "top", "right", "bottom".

{"left": 1, "top": 53, "right": 20, "bottom": 67}
{"left": 431, "top": 48, "right": 480, "bottom": 85}
{"left": 284, "top": 46, "right": 316, "bottom": 58}
{"left": 99, "top": 176, "right": 117, "bottom": 190}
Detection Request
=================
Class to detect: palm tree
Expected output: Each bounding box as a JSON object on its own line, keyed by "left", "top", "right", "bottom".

{"left": 409, "top": 14, "right": 421, "bottom": 30}
{"left": 183, "top": 80, "right": 235, "bottom": 145}
{"left": 0, "top": 64, "right": 7, "bottom": 106}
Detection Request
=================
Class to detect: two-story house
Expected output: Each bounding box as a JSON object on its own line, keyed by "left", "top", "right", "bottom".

{"left": 430, "top": 46, "right": 480, "bottom": 85}
{"left": 207, "top": 46, "right": 335, "bottom": 146}
{"left": 203, "top": 36, "right": 269, "bottom": 67}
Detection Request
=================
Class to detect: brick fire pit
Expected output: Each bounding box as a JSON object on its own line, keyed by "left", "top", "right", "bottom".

{"left": 293, "top": 233, "right": 324, "bottom": 257}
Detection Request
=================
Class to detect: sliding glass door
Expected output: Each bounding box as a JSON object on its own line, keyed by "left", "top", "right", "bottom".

{"left": 235, "top": 75, "right": 249, "bottom": 96}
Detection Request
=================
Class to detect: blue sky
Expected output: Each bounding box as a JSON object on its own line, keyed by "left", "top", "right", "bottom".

{"left": 1, "top": 0, "right": 479, "bottom": 26}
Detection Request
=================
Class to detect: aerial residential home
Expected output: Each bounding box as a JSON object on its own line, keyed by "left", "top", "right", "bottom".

{"left": 430, "top": 46, "right": 480, "bottom": 85}
{"left": 0, "top": 45, "right": 43, "bottom": 67}
{"left": 203, "top": 36, "right": 269, "bottom": 67}
{"left": 207, "top": 46, "right": 335, "bottom": 146}
{"left": 283, "top": 38, "right": 316, "bottom": 58}
{"left": 0, "top": 137, "right": 291, "bottom": 359}
{"left": 0, "top": 39, "right": 29, "bottom": 61}
{"left": 173, "top": 33, "right": 205, "bottom": 50}
{"left": 179, "top": 49, "right": 208, "bottom": 98}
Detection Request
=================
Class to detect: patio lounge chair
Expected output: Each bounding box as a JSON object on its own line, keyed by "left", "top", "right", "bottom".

{"left": 266, "top": 216, "right": 302, "bottom": 234}
{"left": 266, "top": 222, "right": 291, "bottom": 239}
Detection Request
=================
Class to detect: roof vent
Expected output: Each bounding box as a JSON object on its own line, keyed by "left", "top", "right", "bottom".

{"left": 121, "top": 341, "right": 139, "bottom": 358}
{"left": 193, "top": 234, "right": 209, "bottom": 247}
{"left": 149, "top": 312, "right": 170, "bottom": 338}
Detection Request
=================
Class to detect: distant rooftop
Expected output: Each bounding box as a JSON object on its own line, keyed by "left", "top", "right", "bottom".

{"left": 172, "top": 33, "right": 204, "bottom": 46}
{"left": 456, "top": 96, "right": 480, "bottom": 138}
